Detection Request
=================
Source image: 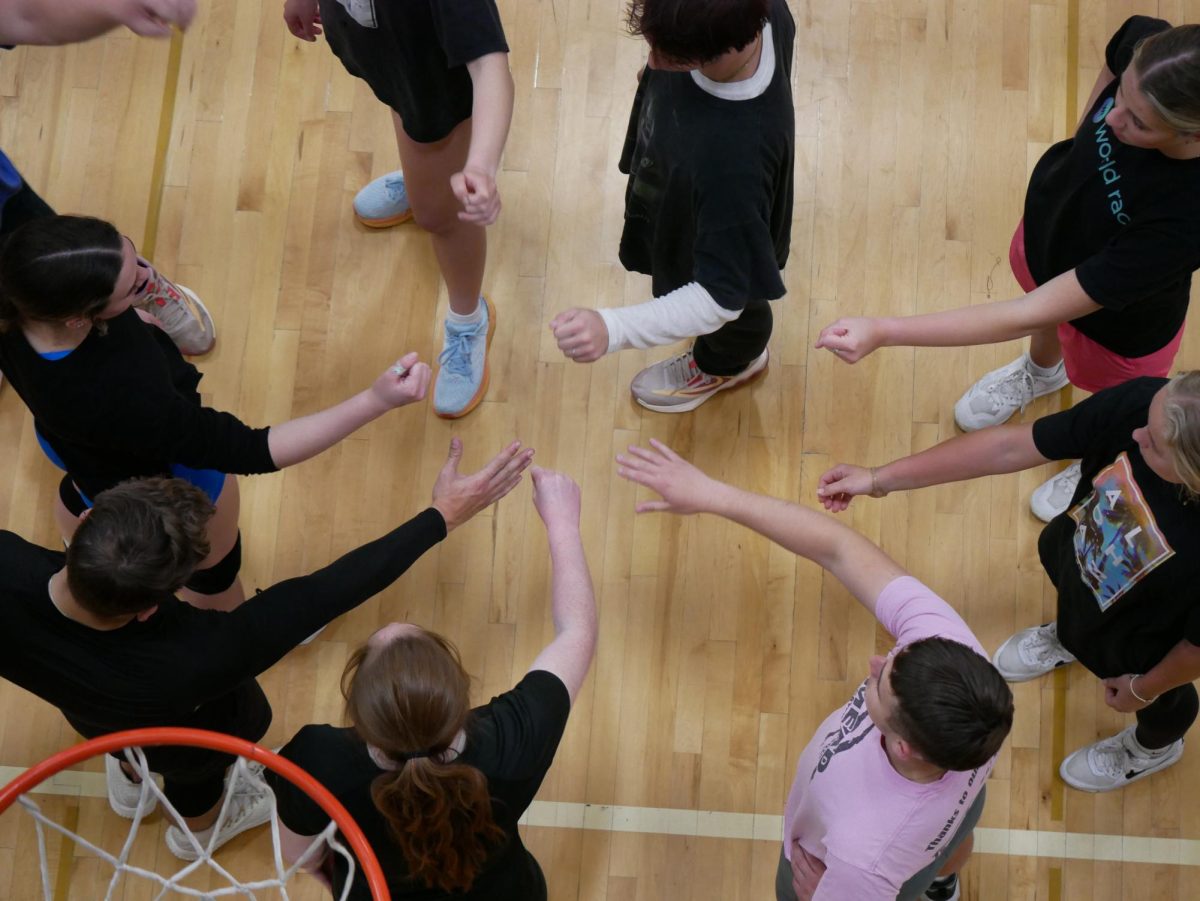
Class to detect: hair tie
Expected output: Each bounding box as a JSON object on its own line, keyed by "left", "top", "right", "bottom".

{"left": 396, "top": 748, "right": 438, "bottom": 762}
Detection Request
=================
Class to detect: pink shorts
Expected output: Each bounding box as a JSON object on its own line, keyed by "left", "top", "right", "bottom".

{"left": 1009, "top": 220, "right": 1183, "bottom": 394}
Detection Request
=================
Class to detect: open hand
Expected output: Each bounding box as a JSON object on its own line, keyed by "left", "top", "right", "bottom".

{"left": 283, "top": 0, "right": 322, "bottom": 40}
{"left": 816, "top": 463, "right": 876, "bottom": 512}
{"left": 549, "top": 308, "right": 608, "bottom": 363}
{"left": 615, "top": 440, "right": 718, "bottom": 515}
{"left": 432, "top": 438, "right": 534, "bottom": 530}
{"left": 814, "top": 317, "right": 886, "bottom": 363}
{"left": 450, "top": 167, "right": 501, "bottom": 225}
{"left": 370, "top": 352, "right": 432, "bottom": 408}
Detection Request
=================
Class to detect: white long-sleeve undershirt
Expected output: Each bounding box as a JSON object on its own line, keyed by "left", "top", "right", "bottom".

{"left": 597, "top": 283, "right": 740, "bottom": 354}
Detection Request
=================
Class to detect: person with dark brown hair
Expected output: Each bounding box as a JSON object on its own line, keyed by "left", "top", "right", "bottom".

{"left": 269, "top": 467, "right": 597, "bottom": 900}
{"left": 0, "top": 436, "right": 532, "bottom": 861}
{"left": 616, "top": 441, "right": 1013, "bottom": 901}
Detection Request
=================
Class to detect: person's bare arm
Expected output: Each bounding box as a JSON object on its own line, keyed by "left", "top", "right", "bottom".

{"left": 817, "top": 424, "right": 1048, "bottom": 512}
{"left": 525, "top": 468, "right": 597, "bottom": 703}
{"left": 450, "top": 52, "right": 514, "bottom": 226}
{"left": 0, "top": 0, "right": 195, "bottom": 44}
{"left": 616, "top": 441, "right": 905, "bottom": 619}
{"left": 815, "top": 270, "right": 1099, "bottom": 363}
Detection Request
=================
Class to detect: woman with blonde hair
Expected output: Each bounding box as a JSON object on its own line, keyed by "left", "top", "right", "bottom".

{"left": 270, "top": 467, "right": 597, "bottom": 899}
{"left": 818, "top": 373, "right": 1200, "bottom": 793}
{"left": 817, "top": 16, "right": 1200, "bottom": 519}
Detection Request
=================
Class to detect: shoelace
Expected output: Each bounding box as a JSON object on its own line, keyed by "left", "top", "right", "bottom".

{"left": 665, "top": 353, "right": 705, "bottom": 388}
{"left": 983, "top": 367, "right": 1035, "bottom": 410}
{"left": 438, "top": 328, "right": 482, "bottom": 377}
{"left": 383, "top": 175, "right": 406, "bottom": 202}
{"left": 1089, "top": 736, "right": 1141, "bottom": 779}
{"left": 1019, "top": 627, "right": 1068, "bottom": 666}
{"left": 1047, "top": 464, "right": 1082, "bottom": 503}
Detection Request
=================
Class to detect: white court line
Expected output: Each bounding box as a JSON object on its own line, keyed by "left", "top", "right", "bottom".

{"left": 4, "top": 765, "right": 1198, "bottom": 866}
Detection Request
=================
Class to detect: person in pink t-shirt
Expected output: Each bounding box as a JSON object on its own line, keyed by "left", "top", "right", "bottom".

{"left": 615, "top": 440, "right": 1013, "bottom": 901}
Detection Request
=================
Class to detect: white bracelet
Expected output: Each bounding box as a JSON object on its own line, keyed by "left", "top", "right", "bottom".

{"left": 1129, "top": 674, "right": 1158, "bottom": 704}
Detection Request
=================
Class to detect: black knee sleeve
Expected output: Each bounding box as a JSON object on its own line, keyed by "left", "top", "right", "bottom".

{"left": 183, "top": 531, "right": 242, "bottom": 595}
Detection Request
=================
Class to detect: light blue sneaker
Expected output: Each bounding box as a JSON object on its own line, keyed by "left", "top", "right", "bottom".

{"left": 434, "top": 297, "right": 496, "bottom": 419}
{"left": 353, "top": 170, "right": 413, "bottom": 228}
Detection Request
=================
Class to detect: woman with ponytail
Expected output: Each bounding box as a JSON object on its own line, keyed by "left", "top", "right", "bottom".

{"left": 0, "top": 214, "right": 432, "bottom": 611}
{"left": 270, "top": 467, "right": 598, "bottom": 899}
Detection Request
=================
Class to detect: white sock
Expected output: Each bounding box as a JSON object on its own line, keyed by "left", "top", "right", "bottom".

{"left": 1026, "top": 355, "right": 1062, "bottom": 379}
{"left": 447, "top": 298, "right": 484, "bottom": 326}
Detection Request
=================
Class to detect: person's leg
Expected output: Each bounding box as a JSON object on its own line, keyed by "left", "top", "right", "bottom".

{"left": 1135, "top": 682, "right": 1199, "bottom": 750}
{"left": 392, "top": 114, "right": 485, "bottom": 316}
{"left": 1028, "top": 327, "right": 1062, "bottom": 369}
{"left": 774, "top": 848, "right": 800, "bottom": 901}
{"left": 692, "top": 297, "right": 773, "bottom": 377}
{"left": 177, "top": 476, "right": 246, "bottom": 612}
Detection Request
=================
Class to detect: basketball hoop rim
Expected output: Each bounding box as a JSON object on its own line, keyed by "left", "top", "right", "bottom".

{"left": 0, "top": 726, "right": 391, "bottom": 901}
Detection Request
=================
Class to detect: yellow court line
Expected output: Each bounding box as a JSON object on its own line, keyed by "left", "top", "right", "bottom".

{"left": 141, "top": 28, "right": 184, "bottom": 262}
{"left": 1049, "top": 865, "right": 1063, "bottom": 901}
{"left": 1065, "top": 0, "right": 1080, "bottom": 128}
{"left": 52, "top": 801, "right": 80, "bottom": 901}
{"left": 1050, "top": 665, "right": 1068, "bottom": 821}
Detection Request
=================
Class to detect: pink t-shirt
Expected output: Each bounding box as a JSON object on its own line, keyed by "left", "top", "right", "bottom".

{"left": 782, "top": 576, "right": 995, "bottom": 900}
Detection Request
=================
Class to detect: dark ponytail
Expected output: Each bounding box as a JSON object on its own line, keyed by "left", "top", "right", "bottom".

{"left": 0, "top": 215, "right": 123, "bottom": 332}
{"left": 343, "top": 632, "right": 505, "bottom": 892}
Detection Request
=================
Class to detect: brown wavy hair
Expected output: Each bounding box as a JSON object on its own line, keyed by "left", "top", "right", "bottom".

{"left": 342, "top": 630, "right": 504, "bottom": 893}
{"left": 1132, "top": 25, "right": 1200, "bottom": 133}
{"left": 67, "top": 477, "right": 214, "bottom": 618}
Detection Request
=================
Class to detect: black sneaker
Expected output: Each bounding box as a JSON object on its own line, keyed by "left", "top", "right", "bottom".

{"left": 924, "top": 874, "right": 960, "bottom": 901}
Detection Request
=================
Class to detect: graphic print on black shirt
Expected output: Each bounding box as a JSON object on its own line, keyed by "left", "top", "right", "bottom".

{"left": 1070, "top": 452, "right": 1174, "bottom": 611}
{"left": 335, "top": 0, "right": 377, "bottom": 28}
{"left": 811, "top": 682, "right": 873, "bottom": 777}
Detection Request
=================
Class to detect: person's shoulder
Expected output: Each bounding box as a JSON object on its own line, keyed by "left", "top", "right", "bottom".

{"left": 280, "top": 724, "right": 362, "bottom": 771}
{"left": 1107, "top": 16, "right": 1171, "bottom": 74}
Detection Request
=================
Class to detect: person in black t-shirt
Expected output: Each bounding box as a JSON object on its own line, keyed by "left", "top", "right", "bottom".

{"left": 269, "top": 468, "right": 596, "bottom": 901}
{"left": 816, "top": 18, "right": 1200, "bottom": 504}
{"left": 549, "top": 0, "right": 795, "bottom": 414}
{"left": 817, "top": 374, "right": 1200, "bottom": 793}
{"left": 0, "top": 437, "right": 532, "bottom": 860}
{"left": 282, "top": 0, "right": 513, "bottom": 421}
{"left": 0, "top": 215, "right": 435, "bottom": 611}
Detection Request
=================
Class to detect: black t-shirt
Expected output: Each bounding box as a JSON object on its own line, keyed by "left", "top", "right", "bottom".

{"left": 0, "top": 309, "right": 276, "bottom": 501}
{"left": 270, "top": 670, "right": 571, "bottom": 901}
{"left": 617, "top": 0, "right": 795, "bottom": 310}
{"left": 1023, "top": 16, "right": 1200, "bottom": 357}
{"left": 1032, "top": 379, "right": 1200, "bottom": 675}
{"left": 318, "top": 0, "right": 509, "bottom": 143}
{"left": 0, "top": 508, "right": 445, "bottom": 738}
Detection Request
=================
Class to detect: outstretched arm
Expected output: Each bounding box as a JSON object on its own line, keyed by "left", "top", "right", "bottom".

{"left": 526, "top": 468, "right": 597, "bottom": 703}
{"left": 815, "top": 270, "right": 1099, "bottom": 363}
{"left": 451, "top": 52, "right": 514, "bottom": 226}
{"left": 266, "top": 353, "right": 431, "bottom": 468}
{"left": 616, "top": 440, "right": 905, "bottom": 618}
{"left": 817, "top": 423, "right": 1047, "bottom": 512}
{"left": 0, "top": 0, "right": 195, "bottom": 44}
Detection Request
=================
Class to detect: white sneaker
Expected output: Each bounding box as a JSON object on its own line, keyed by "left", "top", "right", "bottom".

{"left": 165, "top": 782, "right": 273, "bottom": 860}
{"left": 105, "top": 754, "right": 157, "bottom": 819}
{"left": 631, "top": 349, "right": 768, "bottom": 414}
{"left": 953, "top": 355, "right": 1068, "bottom": 431}
{"left": 1030, "top": 461, "right": 1082, "bottom": 522}
{"left": 1059, "top": 725, "right": 1183, "bottom": 792}
{"left": 992, "top": 622, "right": 1076, "bottom": 682}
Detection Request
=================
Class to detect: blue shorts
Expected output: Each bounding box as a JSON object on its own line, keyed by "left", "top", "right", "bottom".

{"left": 36, "top": 430, "right": 226, "bottom": 509}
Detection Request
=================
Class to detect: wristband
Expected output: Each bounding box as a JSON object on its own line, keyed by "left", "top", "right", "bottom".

{"left": 1129, "top": 674, "right": 1158, "bottom": 705}
{"left": 869, "top": 467, "right": 888, "bottom": 499}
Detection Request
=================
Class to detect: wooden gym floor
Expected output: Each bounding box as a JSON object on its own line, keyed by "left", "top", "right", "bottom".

{"left": 2, "top": 0, "right": 1200, "bottom": 897}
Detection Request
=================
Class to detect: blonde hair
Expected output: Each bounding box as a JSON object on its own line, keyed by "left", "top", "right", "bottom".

{"left": 1162, "top": 372, "right": 1200, "bottom": 495}
{"left": 1131, "top": 26, "right": 1200, "bottom": 133}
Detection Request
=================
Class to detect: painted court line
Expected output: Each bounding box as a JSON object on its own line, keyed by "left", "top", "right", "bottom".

{"left": 3, "top": 765, "right": 1197, "bottom": 867}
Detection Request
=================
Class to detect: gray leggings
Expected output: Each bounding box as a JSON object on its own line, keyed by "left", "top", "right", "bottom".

{"left": 775, "top": 787, "right": 986, "bottom": 901}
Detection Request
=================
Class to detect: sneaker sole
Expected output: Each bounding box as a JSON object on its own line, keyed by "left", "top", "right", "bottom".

{"left": 435, "top": 296, "right": 496, "bottom": 420}
{"left": 177, "top": 285, "right": 216, "bottom": 355}
{"left": 1059, "top": 741, "right": 1184, "bottom": 793}
{"left": 634, "top": 350, "right": 769, "bottom": 414}
{"left": 355, "top": 209, "right": 415, "bottom": 229}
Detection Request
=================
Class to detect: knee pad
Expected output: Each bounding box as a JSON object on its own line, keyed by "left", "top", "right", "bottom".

{"left": 184, "top": 531, "right": 242, "bottom": 595}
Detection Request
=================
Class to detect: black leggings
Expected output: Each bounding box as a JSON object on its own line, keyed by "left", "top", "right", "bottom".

{"left": 1135, "top": 683, "right": 1199, "bottom": 750}
{"left": 693, "top": 297, "right": 774, "bottom": 376}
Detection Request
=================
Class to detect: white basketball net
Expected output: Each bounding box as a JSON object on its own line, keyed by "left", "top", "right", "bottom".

{"left": 15, "top": 745, "right": 363, "bottom": 900}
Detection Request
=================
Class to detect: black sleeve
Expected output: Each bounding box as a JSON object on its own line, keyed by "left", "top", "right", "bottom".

{"left": 1075, "top": 217, "right": 1200, "bottom": 312}
{"left": 1032, "top": 378, "right": 1163, "bottom": 461}
{"left": 1105, "top": 16, "right": 1171, "bottom": 76}
{"left": 692, "top": 155, "right": 788, "bottom": 309}
{"left": 192, "top": 508, "right": 447, "bottom": 691}
{"left": 477, "top": 670, "right": 572, "bottom": 781}
{"left": 431, "top": 0, "right": 509, "bottom": 68}
{"left": 269, "top": 726, "right": 338, "bottom": 837}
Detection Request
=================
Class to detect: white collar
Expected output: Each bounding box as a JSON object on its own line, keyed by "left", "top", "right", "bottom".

{"left": 691, "top": 22, "right": 776, "bottom": 101}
